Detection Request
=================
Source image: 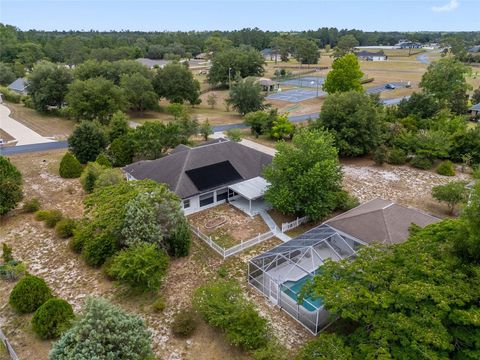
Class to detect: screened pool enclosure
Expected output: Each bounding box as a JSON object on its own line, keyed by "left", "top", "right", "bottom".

{"left": 248, "top": 224, "right": 363, "bottom": 334}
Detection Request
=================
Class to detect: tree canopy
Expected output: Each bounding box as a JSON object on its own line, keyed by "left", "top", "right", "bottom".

{"left": 227, "top": 78, "right": 266, "bottom": 115}
{"left": 420, "top": 58, "right": 471, "bottom": 114}
{"left": 264, "top": 129, "right": 343, "bottom": 220}
{"left": 317, "top": 91, "right": 384, "bottom": 156}
{"left": 322, "top": 54, "right": 364, "bottom": 94}
{"left": 153, "top": 63, "right": 201, "bottom": 105}
{"left": 334, "top": 35, "right": 359, "bottom": 58}
{"left": 293, "top": 38, "right": 319, "bottom": 64}
{"left": 68, "top": 121, "right": 108, "bottom": 164}
{"left": 27, "top": 61, "right": 72, "bottom": 111}
{"left": 0, "top": 156, "right": 23, "bottom": 215}
{"left": 207, "top": 47, "right": 265, "bottom": 85}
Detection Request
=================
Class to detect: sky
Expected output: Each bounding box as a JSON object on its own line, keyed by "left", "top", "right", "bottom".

{"left": 0, "top": 0, "right": 479, "bottom": 32}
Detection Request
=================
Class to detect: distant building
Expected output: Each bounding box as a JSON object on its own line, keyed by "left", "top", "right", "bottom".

{"left": 255, "top": 77, "right": 279, "bottom": 92}
{"left": 356, "top": 50, "right": 387, "bottom": 61}
{"left": 260, "top": 48, "right": 289, "bottom": 61}
{"left": 469, "top": 103, "right": 480, "bottom": 120}
{"left": 7, "top": 78, "right": 28, "bottom": 95}
{"left": 136, "top": 58, "right": 171, "bottom": 69}
{"left": 468, "top": 45, "right": 480, "bottom": 53}
{"left": 395, "top": 41, "right": 422, "bottom": 49}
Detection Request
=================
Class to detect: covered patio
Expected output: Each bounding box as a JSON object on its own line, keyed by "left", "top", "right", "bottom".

{"left": 228, "top": 176, "right": 271, "bottom": 216}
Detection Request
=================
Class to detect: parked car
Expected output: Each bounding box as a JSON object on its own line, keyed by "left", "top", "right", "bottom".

{"left": 385, "top": 83, "right": 396, "bottom": 89}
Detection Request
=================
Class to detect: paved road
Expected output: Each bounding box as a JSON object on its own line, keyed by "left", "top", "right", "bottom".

{"left": 0, "top": 103, "right": 54, "bottom": 146}
{"left": 0, "top": 140, "right": 69, "bottom": 156}
{"left": 416, "top": 53, "right": 431, "bottom": 65}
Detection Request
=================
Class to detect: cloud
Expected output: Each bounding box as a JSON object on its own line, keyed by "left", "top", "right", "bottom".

{"left": 432, "top": 0, "right": 459, "bottom": 12}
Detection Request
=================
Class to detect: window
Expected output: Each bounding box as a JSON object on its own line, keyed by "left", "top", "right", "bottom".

{"left": 228, "top": 189, "right": 238, "bottom": 198}
{"left": 199, "top": 192, "right": 214, "bottom": 207}
{"left": 216, "top": 188, "right": 228, "bottom": 202}
{"left": 183, "top": 199, "right": 190, "bottom": 209}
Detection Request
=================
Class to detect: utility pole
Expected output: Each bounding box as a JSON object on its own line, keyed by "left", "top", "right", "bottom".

{"left": 228, "top": 67, "right": 232, "bottom": 91}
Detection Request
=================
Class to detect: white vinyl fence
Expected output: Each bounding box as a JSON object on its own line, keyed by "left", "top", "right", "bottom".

{"left": 281, "top": 216, "right": 309, "bottom": 233}
{"left": 0, "top": 328, "right": 20, "bottom": 360}
{"left": 190, "top": 225, "right": 275, "bottom": 259}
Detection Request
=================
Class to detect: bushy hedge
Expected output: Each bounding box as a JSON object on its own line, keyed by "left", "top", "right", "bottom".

{"left": 193, "top": 280, "right": 269, "bottom": 351}
{"left": 80, "top": 162, "right": 104, "bottom": 193}
{"left": 95, "top": 153, "right": 112, "bottom": 167}
{"left": 0, "top": 156, "right": 23, "bottom": 215}
{"left": 31, "top": 298, "right": 74, "bottom": 339}
{"left": 0, "top": 86, "right": 21, "bottom": 103}
{"left": 387, "top": 148, "right": 407, "bottom": 165}
{"left": 171, "top": 309, "right": 198, "bottom": 337}
{"left": 69, "top": 221, "right": 91, "bottom": 253}
{"left": 82, "top": 233, "right": 118, "bottom": 267}
{"left": 35, "top": 209, "right": 63, "bottom": 228}
{"left": 55, "top": 218, "right": 77, "bottom": 238}
{"left": 0, "top": 243, "right": 26, "bottom": 281}
{"left": 411, "top": 154, "right": 434, "bottom": 170}
{"left": 23, "top": 198, "right": 41, "bottom": 213}
{"left": 59, "top": 152, "right": 83, "bottom": 178}
{"left": 105, "top": 244, "right": 169, "bottom": 292}
{"left": 9, "top": 275, "right": 52, "bottom": 313}
{"left": 436, "top": 160, "right": 456, "bottom": 176}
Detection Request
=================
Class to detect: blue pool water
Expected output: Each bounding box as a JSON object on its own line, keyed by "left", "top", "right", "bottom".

{"left": 282, "top": 274, "right": 323, "bottom": 312}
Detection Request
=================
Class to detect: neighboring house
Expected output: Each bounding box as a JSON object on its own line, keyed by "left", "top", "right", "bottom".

{"left": 252, "top": 77, "right": 279, "bottom": 92}
{"left": 356, "top": 50, "right": 387, "bottom": 61}
{"left": 123, "top": 138, "right": 273, "bottom": 215}
{"left": 468, "top": 45, "right": 480, "bottom": 53}
{"left": 469, "top": 103, "right": 480, "bottom": 120}
{"left": 7, "top": 78, "right": 28, "bottom": 95}
{"left": 248, "top": 198, "right": 439, "bottom": 334}
{"left": 395, "top": 41, "right": 422, "bottom": 49}
{"left": 136, "top": 58, "right": 171, "bottom": 69}
{"left": 261, "top": 48, "right": 287, "bottom": 61}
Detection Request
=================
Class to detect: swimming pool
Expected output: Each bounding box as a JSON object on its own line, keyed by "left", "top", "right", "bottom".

{"left": 281, "top": 274, "right": 323, "bottom": 312}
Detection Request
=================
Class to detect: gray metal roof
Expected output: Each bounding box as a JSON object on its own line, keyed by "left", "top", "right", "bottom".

{"left": 228, "top": 176, "right": 269, "bottom": 200}
{"left": 470, "top": 103, "right": 480, "bottom": 112}
{"left": 123, "top": 139, "right": 273, "bottom": 199}
{"left": 136, "top": 58, "right": 171, "bottom": 68}
{"left": 7, "top": 78, "right": 28, "bottom": 93}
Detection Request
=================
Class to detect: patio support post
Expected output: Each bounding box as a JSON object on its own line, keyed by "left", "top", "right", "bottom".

{"left": 249, "top": 199, "right": 252, "bottom": 215}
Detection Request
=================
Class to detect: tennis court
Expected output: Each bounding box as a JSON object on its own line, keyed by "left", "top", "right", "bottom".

{"left": 267, "top": 89, "right": 325, "bottom": 103}
{"left": 280, "top": 76, "right": 325, "bottom": 88}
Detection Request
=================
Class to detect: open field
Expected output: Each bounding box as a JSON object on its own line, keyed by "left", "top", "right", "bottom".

{"left": 0, "top": 150, "right": 308, "bottom": 360}
{"left": 3, "top": 102, "right": 76, "bottom": 140}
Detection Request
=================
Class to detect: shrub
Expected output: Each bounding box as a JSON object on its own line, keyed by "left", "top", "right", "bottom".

{"left": 168, "top": 218, "right": 191, "bottom": 257}
{"left": 9, "top": 275, "right": 52, "bottom": 313}
{"left": 436, "top": 160, "right": 456, "bottom": 176}
{"left": 80, "top": 162, "right": 104, "bottom": 193}
{"left": 36, "top": 209, "right": 63, "bottom": 228}
{"left": 193, "top": 280, "right": 269, "bottom": 351}
{"left": 432, "top": 181, "right": 468, "bottom": 214}
{"left": 59, "top": 152, "right": 83, "bottom": 178}
{"left": 372, "top": 145, "right": 388, "bottom": 165}
{"left": 0, "top": 261, "right": 26, "bottom": 281}
{"left": 95, "top": 153, "right": 112, "bottom": 167}
{"left": 335, "top": 191, "right": 360, "bottom": 211}
{"left": 0, "top": 86, "right": 21, "bottom": 103}
{"left": 0, "top": 156, "right": 23, "bottom": 215}
{"left": 68, "top": 121, "right": 108, "bottom": 164}
{"left": 2, "top": 243, "right": 13, "bottom": 263}
{"left": 295, "top": 333, "right": 353, "bottom": 360}
{"left": 23, "top": 198, "right": 41, "bottom": 213}
{"left": 171, "top": 309, "right": 198, "bottom": 337}
{"left": 226, "top": 128, "right": 242, "bottom": 142}
{"left": 252, "top": 341, "right": 290, "bottom": 360}
{"left": 387, "top": 148, "right": 407, "bottom": 165}
{"left": 411, "top": 154, "right": 434, "bottom": 170}
{"left": 55, "top": 218, "right": 77, "bottom": 238}
{"left": 69, "top": 222, "right": 91, "bottom": 253}
{"left": 94, "top": 168, "right": 124, "bottom": 189}
{"left": 49, "top": 297, "right": 153, "bottom": 360}
{"left": 82, "top": 233, "right": 118, "bottom": 267}
{"left": 31, "top": 298, "right": 74, "bottom": 339}
{"left": 105, "top": 244, "right": 169, "bottom": 292}
{"left": 152, "top": 297, "right": 166, "bottom": 313}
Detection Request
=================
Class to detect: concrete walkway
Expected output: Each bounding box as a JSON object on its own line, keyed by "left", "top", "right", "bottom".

{"left": 259, "top": 210, "right": 291, "bottom": 242}
{"left": 0, "top": 103, "right": 54, "bottom": 146}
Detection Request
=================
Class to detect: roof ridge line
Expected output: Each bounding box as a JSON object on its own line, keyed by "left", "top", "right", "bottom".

{"left": 326, "top": 198, "right": 384, "bottom": 223}
{"left": 386, "top": 202, "right": 441, "bottom": 221}
{"left": 174, "top": 148, "right": 192, "bottom": 193}
{"left": 380, "top": 207, "right": 393, "bottom": 245}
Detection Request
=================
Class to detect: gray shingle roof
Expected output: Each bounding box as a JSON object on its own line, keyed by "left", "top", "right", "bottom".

{"left": 356, "top": 51, "right": 386, "bottom": 57}
{"left": 123, "top": 139, "right": 273, "bottom": 199}
{"left": 7, "top": 78, "right": 28, "bottom": 93}
{"left": 325, "top": 198, "right": 439, "bottom": 245}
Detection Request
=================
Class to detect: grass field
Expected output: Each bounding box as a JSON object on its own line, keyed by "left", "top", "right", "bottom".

{"left": 3, "top": 101, "right": 76, "bottom": 139}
